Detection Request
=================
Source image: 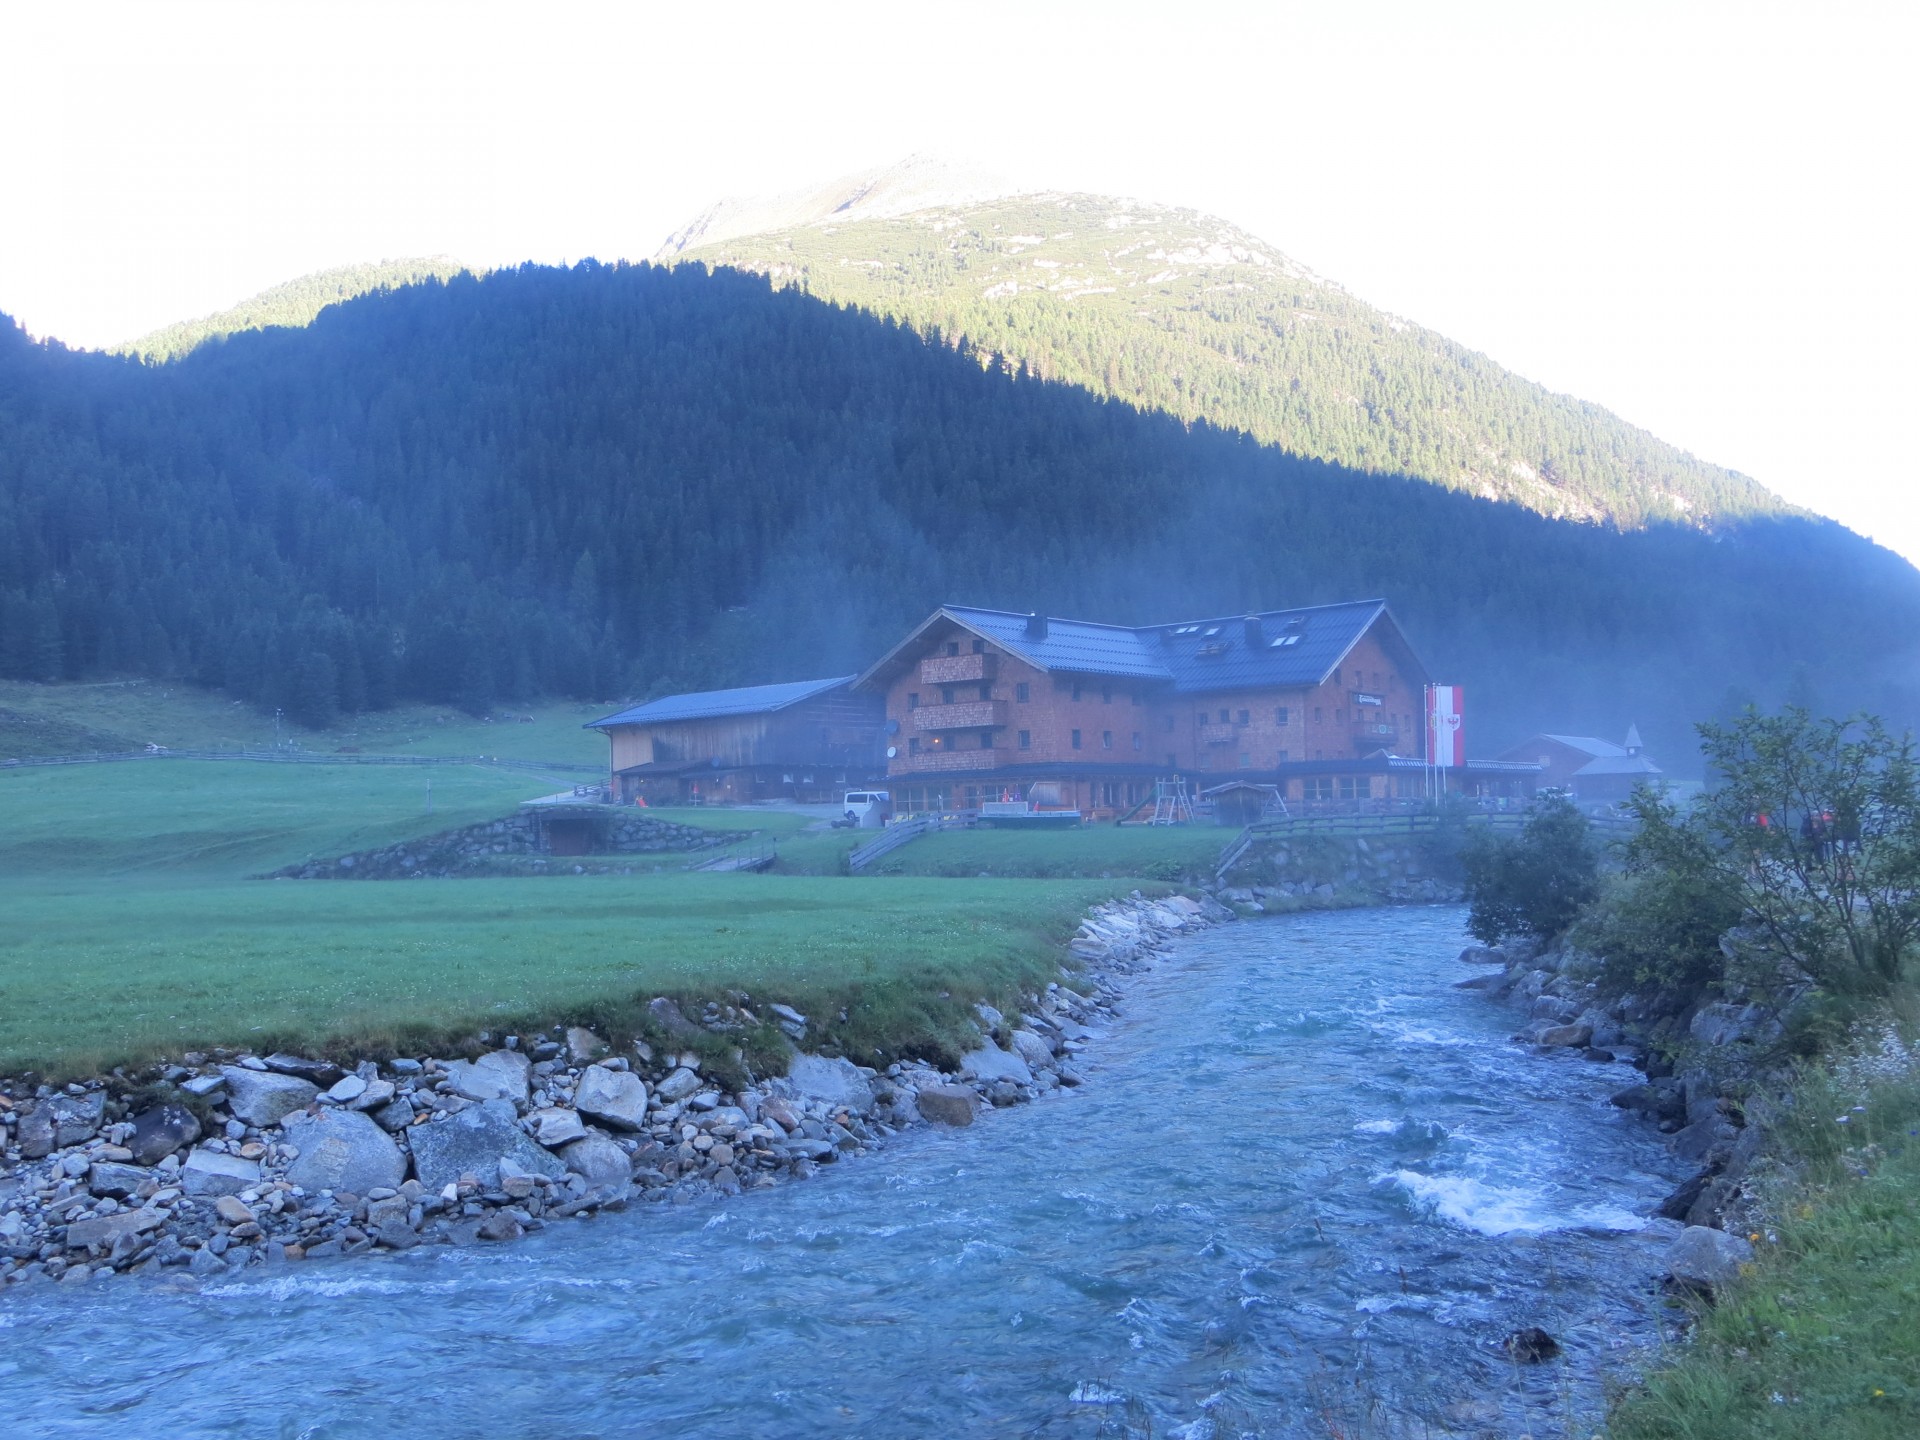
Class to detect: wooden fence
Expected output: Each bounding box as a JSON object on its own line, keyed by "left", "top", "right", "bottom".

{"left": 848, "top": 814, "right": 953, "bottom": 872}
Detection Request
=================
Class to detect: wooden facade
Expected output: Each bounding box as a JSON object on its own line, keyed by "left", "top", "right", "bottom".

{"left": 588, "top": 677, "right": 884, "bottom": 805}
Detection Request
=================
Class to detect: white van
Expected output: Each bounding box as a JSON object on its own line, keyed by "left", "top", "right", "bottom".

{"left": 842, "top": 790, "right": 892, "bottom": 826}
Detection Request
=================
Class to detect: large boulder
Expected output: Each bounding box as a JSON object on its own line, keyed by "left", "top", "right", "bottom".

{"left": 65, "top": 1208, "right": 165, "bottom": 1253}
{"left": 1666, "top": 1225, "right": 1755, "bottom": 1293}
{"left": 408, "top": 1098, "right": 566, "bottom": 1193}
{"left": 220, "top": 1067, "right": 319, "bottom": 1127}
{"left": 128, "top": 1103, "right": 202, "bottom": 1165}
{"left": 558, "top": 1132, "right": 632, "bottom": 1194}
{"left": 1536, "top": 1023, "right": 1593, "bottom": 1049}
{"left": 87, "top": 1162, "right": 152, "bottom": 1198}
{"left": 565, "top": 1027, "right": 607, "bottom": 1064}
{"left": 960, "top": 1042, "right": 1032, "bottom": 1086}
{"left": 785, "top": 1055, "right": 874, "bottom": 1114}
{"left": 1009, "top": 1030, "right": 1056, "bottom": 1070}
{"left": 181, "top": 1148, "right": 261, "bottom": 1197}
{"left": 527, "top": 1107, "right": 588, "bottom": 1147}
{"left": 444, "top": 1050, "right": 531, "bottom": 1105}
{"left": 18, "top": 1093, "right": 106, "bottom": 1158}
{"left": 282, "top": 1109, "right": 406, "bottom": 1195}
{"left": 916, "top": 1084, "right": 979, "bottom": 1127}
{"left": 574, "top": 1065, "right": 649, "bottom": 1131}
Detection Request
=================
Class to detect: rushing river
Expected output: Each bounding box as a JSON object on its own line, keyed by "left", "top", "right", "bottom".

{"left": 0, "top": 906, "right": 1688, "bottom": 1438}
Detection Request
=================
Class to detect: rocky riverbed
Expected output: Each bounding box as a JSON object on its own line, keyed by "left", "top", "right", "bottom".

{"left": 0, "top": 891, "right": 1225, "bottom": 1294}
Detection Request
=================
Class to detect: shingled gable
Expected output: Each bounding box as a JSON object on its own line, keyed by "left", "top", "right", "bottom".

{"left": 854, "top": 601, "right": 1426, "bottom": 697}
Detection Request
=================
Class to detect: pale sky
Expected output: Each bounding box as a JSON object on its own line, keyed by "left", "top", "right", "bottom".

{"left": 2, "top": 1, "right": 1915, "bottom": 562}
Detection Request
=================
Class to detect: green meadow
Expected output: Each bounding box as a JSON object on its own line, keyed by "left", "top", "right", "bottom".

{"left": 0, "top": 760, "right": 1144, "bottom": 1077}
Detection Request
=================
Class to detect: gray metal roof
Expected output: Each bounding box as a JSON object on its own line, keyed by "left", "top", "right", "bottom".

{"left": 1539, "top": 734, "right": 1629, "bottom": 758}
{"left": 1573, "top": 753, "right": 1663, "bottom": 777}
{"left": 586, "top": 675, "right": 856, "bottom": 729}
{"left": 888, "top": 601, "right": 1419, "bottom": 696}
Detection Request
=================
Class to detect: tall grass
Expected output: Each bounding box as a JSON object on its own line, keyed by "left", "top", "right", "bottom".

{"left": 1610, "top": 1011, "right": 1920, "bottom": 1439}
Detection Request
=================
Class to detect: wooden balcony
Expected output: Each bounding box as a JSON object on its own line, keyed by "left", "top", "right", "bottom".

{"left": 894, "top": 748, "right": 999, "bottom": 773}
{"left": 912, "top": 700, "right": 1007, "bottom": 732}
{"left": 919, "top": 653, "right": 996, "bottom": 685}
{"left": 1198, "top": 722, "right": 1237, "bottom": 746}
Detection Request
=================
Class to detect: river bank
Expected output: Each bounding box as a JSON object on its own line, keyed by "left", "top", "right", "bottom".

{"left": 0, "top": 905, "right": 1688, "bottom": 1439}
{"left": 0, "top": 891, "right": 1226, "bottom": 1294}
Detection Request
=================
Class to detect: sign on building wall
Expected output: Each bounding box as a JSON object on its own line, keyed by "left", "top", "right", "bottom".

{"left": 1426, "top": 684, "right": 1464, "bottom": 767}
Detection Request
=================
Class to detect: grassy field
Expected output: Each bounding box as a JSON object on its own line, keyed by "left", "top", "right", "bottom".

{"left": 0, "top": 872, "right": 1124, "bottom": 1078}
{"left": 1611, "top": 1046, "right": 1920, "bottom": 1440}
{"left": 862, "top": 824, "right": 1228, "bottom": 881}
{"left": 0, "top": 761, "right": 560, "bottom": 878}
{"left": 0, "top": 678, "right": 612, "bottom": 765}
{"left": 0, "top": 761, "right": 1145, "bottom": 1078}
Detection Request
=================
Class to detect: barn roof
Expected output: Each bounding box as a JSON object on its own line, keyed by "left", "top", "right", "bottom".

{"left": 1574, "top": 752, "right": 1664, "bottom": 777}
{"left": 1537, "top": 734, "right": 1629, "bottom": 758}
{"left": 858, "top": 601, "right": 1425, "bottom": 696}
{"left": 586, "top": 675, "right": 856, "bottom": 729}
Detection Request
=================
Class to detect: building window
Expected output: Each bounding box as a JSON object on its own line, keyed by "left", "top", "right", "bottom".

{"left": 1196, "top": 713, "right": 1208, "bottom": 727}
{"left": 1277, "top": 750, "right": 1289, "bottom": 763}
{"left": 908, "top": 738, "right": 920, "bottom": 755}
{"left": 1101, "top": 730, "right": 1113, "bottom": 749}
{"left": 980, "top": 732, "right": 994, "bottom": 749}
{"left": 946, "top": 642, "right": 959, "bottom": 657}
{"left": 1332, "top": 667, "right": 1341, "bottom": 685}
{"left": 1339, "top": 776, "right": 1371, "bottom": 800}
{"left": 1018, "top": 730, "right": 1031, "bottom": 750}
{"left": 1336, "top": 708, "right": 1346, "bottom": 724}
{"left": 1314, "top": 707, "right": 1323, "bottom": 724}
{"left": 1275, "top": 706, "right": 1289, "bottom": 725}
{"left": 1304, "top": 777, "right": 1335, "bottom": 801}
{"left": 1237, "top": 708, "right": 1250, "bottom": 725}
{"left": 1132, "top": 732, "right": 1143, "bottom": 751}
{"left": 942, "top": 685, "right": 956, "bottom": 704}
{"left": 1238, "top": 753, "right": 1251, "bottom": 769}
{"left": 1101, "top": 685, "right": 1112, "bottom": 704}
{"left": 1071, "top": 682, "right": 1083, "bottom": 701}
{"left": 1218, "top": 708, "right": 1229, "bottom": 723}
{"left": 1016, "top": 682, "right": 1030, "bottom": 702}
{"left": 1071, "top": 729, "right": 1082, "bottom": 750}
{"left": 972, "top": 638, "right": 985, "bottom": 654}
{"left": 979, "top": 683, "right": 991, "bottom": 700}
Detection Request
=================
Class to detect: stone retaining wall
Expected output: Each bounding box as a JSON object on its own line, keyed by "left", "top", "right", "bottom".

{"left": 267, "top": 811, "right": 742, "bottom": 879}
{"left": 1219, "top": 832, "right": 1461, "bottom": 908}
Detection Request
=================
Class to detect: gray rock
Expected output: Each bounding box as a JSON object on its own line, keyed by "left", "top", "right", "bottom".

{"left": 261, "top": 1053, "right": 344, "bottom": 1086}
{"left": 371, "top": 1097, "right": 416, "bottom": 1132}
{"left": 179, "top": 1074, "right": 226, "bottom": 1098}
{"left": 1689, "top": 1002, "right": 1780, "bottom": 1048}
{"left": 444, "top": 1050, "right": 531, "bottom": 1105}
{"left": 325, "top": 1074, "right": 367, "bottom": 1104}
{"left": 87, "top": 1162, "right": 151, "bottom": 1198}
{"left": 220, "top": 1066, "right": 320, "bottom": 1126}
{"left": 281, "top": 1109, "right": 406, "bottom": 1195}
{"left": 407, "top": 1099, "right": 567, "bottom": 1194}
{"left": 960, "top": 1042, "right": 1033, "bottom": 1086}
{"left": 1537, "top": 1023, "right": 1593, "bottom": 1049}
{"left": 1666, "top": 1225, "right": 1755, "bottom": 1292}
{"left": 65, "top": 1208, "right": 164, "bottom": 1252}
{"left": 1674, "top": 1116, "right": 1739, "bottom": 1165}
{"left": 527, "top": 1107, "right": 588, "bottom": 1147}
{"left": 646, "top": 996, "right": 701, "bottom": 1038}
{"left": 654, "top": 1067, "right": 701, "bottom": 1103}
{"left": 1009, "top": 1029, "right": 1056, "bottom": 1070}
{"left": 128, "top": 1103, "right": 202, "bottom": 1165}
{"left": 1458, "top": 944, "right": 1498, "bottom": 964}
{"left": 785, "top": 1055, "right": 874, "bottom": 1113}
{"left": 180, "top": 1148, "right": 262, "bottom": 1197}
{"left": 574, "top": 1065, "right": 649, "bottom": 1131}
{"left": 349, "top": 1078, "right": 396, "bottom": 1112}
{"left": 559, "top": 1132, "right": 632, "bottom": 1193}
{"left": 768, "top": 1003, "right": 807, "bottom": 1028}
{"left": 565, "top": 1027, "right": 607, "bottom": 1064}
{"left": 916, "top": 1084, "right": 978, "bottom": 1126}
{"left": 18, "top": 1093, "right": 106, "bottom": 1158}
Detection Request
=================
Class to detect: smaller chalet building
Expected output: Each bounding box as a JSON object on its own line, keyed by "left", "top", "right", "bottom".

{"left": 856, "top": 603, "right": 1535, "bottom": 820}
{"left": 587, "top": 677, "right": 883, "bottom": 805}
{"left": 1497, "top": 726, "right": 1663, "bottom": 805}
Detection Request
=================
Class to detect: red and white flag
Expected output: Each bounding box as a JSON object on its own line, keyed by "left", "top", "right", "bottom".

{"left": 1426, "top": 684, "right": 1464, "bottom": 767}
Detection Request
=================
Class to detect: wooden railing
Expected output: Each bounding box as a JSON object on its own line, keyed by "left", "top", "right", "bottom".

{"left": 849, "top": 814, "right": 953, "bottom": 872}
{"left": 1215, "top": 808, "right": 1638, "bottom": 879}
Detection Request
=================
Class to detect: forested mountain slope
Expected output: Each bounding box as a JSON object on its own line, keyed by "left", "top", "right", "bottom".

{"left": 1, "top": 261, "right": 1914, "bottom": 765}
{"left": 662, "top": 189, "right": 1777, "bottom": 529}
{"left": 116, "top": 258, "right": 469, "bottom": 362}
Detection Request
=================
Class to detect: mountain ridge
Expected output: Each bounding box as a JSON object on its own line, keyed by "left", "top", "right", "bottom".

{"left": 660, "top": 172, "right": 1782, "bottom": 529}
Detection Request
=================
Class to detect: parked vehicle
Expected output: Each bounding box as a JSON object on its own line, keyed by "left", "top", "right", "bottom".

{"left": 839, "top": 790, "right": 893, "bottom": 827}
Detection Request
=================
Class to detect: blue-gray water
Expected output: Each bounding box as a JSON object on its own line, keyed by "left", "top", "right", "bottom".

{"left": 0, "top": 907, "right": 1685, "bottom": 1438}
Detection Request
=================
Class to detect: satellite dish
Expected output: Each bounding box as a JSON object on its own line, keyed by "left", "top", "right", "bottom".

{"left": 884, "top": 718, "right": 901, "bottom": 736}
{"left": 886, "top": 745, "right": 898, "bottom": 759}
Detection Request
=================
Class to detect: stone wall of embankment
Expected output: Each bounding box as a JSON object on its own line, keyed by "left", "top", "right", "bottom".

{"left": 266, "top": 811, "right": 742, "bottom": 879}
{"left": 1216, "top": 832, "right": 1461, "bottom": 910}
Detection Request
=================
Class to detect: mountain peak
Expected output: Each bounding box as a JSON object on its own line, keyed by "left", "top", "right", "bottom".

{"left": 654, "top": 154, "right": 1026, "bottom": 259}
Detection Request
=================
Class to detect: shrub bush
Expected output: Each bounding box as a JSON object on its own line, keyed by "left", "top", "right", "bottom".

{"left": 1460, "top": 793, "right": 1600, "bottom": 944}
